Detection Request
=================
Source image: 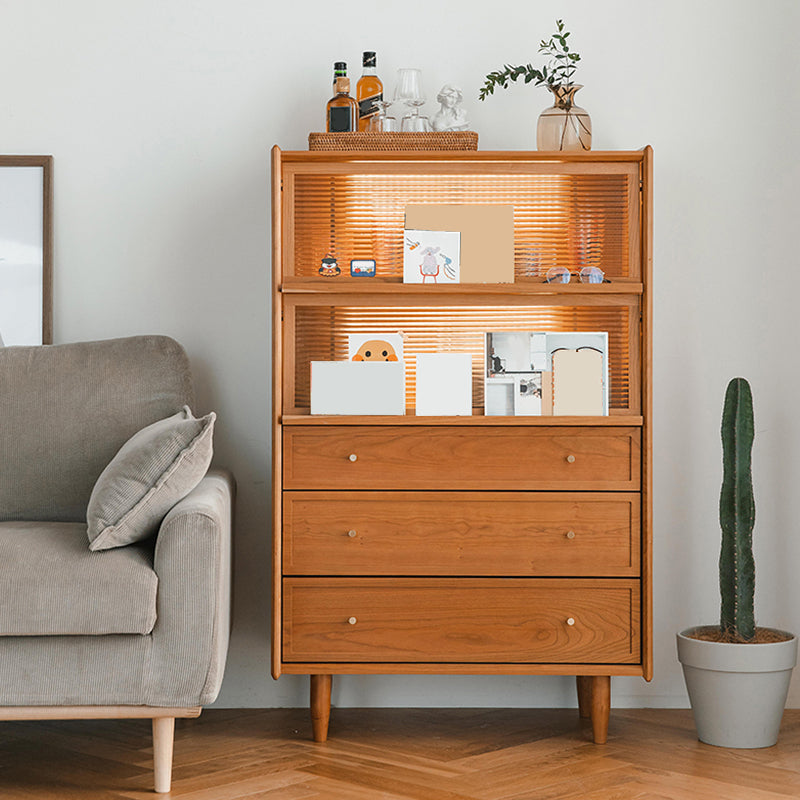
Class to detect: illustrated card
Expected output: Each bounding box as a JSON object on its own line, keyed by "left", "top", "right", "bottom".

{"left": 403, "top": 229, "right": 460, "bottom": 284}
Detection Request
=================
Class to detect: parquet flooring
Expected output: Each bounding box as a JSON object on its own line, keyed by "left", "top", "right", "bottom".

{"left": 0, "top": 708, "right": 799, "bottom": 799}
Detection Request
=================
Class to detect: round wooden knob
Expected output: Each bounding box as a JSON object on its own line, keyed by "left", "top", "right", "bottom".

{"left": 566, "top": 454, "right": 576, "bottom": 464}
{"left": 566, "top": 617, "right": 576, "bottom": 626}
{"left": 566, "top": 530, "right": 576, "bottom": 540}
{"left": 347, "top": 529, "right": 357, "bottom": 538}
{"left": 348, "top": 453, "right": 358, "bottom": 462}
{"left": 348, "top": 617, "right": 357, "bottom": 625}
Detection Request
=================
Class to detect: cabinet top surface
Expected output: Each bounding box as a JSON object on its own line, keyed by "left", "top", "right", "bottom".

{"left": 273, "top": 147, "right": 652, "bottom": 165}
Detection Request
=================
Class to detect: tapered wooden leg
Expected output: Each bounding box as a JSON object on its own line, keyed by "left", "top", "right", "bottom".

{"left": 576, "top": 676, "right": 593, "bottom": 719}
{"left": 152, "top": 717, "right": 175, "bottom": 793}
{"left": 590, "top": 675, "right": 611, "bottom": 744}
{"left": 310, "top": 674, "right": 332, "bottom": 743}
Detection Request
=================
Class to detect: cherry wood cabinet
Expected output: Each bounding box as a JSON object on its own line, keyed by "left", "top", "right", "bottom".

{"left": 271, "top": 146, "right": 653, "bottom": 745}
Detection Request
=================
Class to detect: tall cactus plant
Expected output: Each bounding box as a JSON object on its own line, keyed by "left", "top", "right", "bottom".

{"left": 719, "top": 377, "right": 756, "bottom": 641}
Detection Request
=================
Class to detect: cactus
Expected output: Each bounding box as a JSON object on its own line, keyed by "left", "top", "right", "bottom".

{"left": 719, "top": 377, "right": 756, "bottom": 641}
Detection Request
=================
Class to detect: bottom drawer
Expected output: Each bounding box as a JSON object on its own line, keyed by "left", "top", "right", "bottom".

{"left": 283, "top": 578, "right": 640, "bottom": 664}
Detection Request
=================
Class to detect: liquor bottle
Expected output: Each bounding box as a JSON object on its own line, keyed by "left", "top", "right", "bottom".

{"left": 326, "top": 62, "right": 358, "bottom": 133}
{"left": 356, "top": 51, "right": 383, "bottom": 131}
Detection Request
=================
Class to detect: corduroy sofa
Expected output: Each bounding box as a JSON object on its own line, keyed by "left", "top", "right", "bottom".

{"left": 0, "top": 335, "right": 233, "bottom": 793}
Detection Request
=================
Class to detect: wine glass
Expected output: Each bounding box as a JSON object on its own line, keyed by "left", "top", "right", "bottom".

{"left": 394, "top": 68, "right": 431, "bottom": 131}
{"left": 366, "top": 99, "right": 398, "bottom": 132}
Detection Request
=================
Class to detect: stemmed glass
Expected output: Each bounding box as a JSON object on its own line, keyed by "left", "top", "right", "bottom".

{"left": 366, "top": 99, "right": 398, "bottom": 132}
{"left": 394, "top": 68, "right": 431, "bottom": 132}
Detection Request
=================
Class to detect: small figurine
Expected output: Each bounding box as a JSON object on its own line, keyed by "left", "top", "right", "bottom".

{"left": 319, "top": 254, "right": 340, "bottom": 277}
{"left": 432, "top": 84, "right": 469, "bottom": 132}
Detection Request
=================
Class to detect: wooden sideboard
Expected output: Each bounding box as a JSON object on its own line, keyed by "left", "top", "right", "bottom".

{"left": 271, "top": 147, "right": 653, "bottom": 744}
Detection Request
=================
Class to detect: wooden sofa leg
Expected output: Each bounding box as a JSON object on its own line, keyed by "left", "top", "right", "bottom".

{"left": 152, "top": 716, "right": 175, "bottom": 793}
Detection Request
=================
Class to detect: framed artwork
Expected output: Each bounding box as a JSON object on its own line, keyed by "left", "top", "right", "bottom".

{"left": 0, "top": 156, "right": 53, "bottom": 345}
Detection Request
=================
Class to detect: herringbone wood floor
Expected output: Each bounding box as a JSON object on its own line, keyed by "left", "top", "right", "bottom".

{"left": 1, "top": 708, "right": 799, "bottom": 799}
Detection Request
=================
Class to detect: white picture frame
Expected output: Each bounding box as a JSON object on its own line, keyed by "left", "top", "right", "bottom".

{"left": 310, "top": 361, "right": 406, "bottom": 415}
{"left": 415, "top": 353, "right": 472, "bottom": 416}
{"left": 0, "top": 156, "right": 53, "bottom": 345}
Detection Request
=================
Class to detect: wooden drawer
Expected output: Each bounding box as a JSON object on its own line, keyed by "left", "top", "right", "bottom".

{"left": 283, "top": 578, "right": 640, "bottom": 664}
{"left": 283, "top": 491, "right": 640, "bottom": 577}
{"left": 283, "top": 426, "right": 640, "bottom": 491}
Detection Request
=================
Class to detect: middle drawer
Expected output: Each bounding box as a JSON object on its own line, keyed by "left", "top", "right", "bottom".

{"left": 283, "top": 491, "right": 640, "bottom": 577}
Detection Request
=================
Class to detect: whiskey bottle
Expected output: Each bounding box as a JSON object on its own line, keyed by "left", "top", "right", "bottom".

{"left": 326, "top": 62, "right": 358, "bottom": 133}
{"left": 356, "top": 51, "right": 383, "bottom": 131}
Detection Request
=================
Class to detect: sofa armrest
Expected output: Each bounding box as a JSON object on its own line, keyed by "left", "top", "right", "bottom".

{"left": 147, "top": 469, "right": 234, "bottom": 706}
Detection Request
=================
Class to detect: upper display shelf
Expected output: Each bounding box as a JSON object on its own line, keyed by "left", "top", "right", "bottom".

{"left": 273, "top": 148, "right": 648, "bottom": 286}
{"left": 279, "top": 278, "right": 644, "bottom": 295}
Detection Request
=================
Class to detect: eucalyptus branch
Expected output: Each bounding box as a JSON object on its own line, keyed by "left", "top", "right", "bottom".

{"left": 479, "top": 19, "right": 582, "bottom": 101}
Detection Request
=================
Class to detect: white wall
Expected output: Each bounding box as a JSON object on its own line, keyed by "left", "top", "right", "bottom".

{"left": 3, "top": 0, "right": 799, "bottom": 710}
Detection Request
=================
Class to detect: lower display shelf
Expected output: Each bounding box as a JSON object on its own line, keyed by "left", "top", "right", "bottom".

{"left": 283, "top": 578, "right": 640, "bottom": 665}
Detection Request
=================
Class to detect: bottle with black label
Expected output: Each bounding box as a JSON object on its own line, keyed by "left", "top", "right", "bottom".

{"left": 356, "top": 51, "right": 383, "bottom": 131}
{"left": 326, "top": 62, "right": 358, "bottom": 133}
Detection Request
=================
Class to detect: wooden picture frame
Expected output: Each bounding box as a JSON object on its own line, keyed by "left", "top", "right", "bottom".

{"left": 0, "top": 156, "right": 53, "bottom": 345}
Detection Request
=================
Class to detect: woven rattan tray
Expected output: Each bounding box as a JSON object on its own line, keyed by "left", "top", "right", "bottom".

{"left": 308, "top": 131, "right": 479, "bottom": 151}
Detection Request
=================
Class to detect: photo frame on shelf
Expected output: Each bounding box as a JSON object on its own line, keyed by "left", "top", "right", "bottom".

{"left": 484, "top": 331, "right": 608, "bottom": 416}
{"left": 0, "top": 156, "right": 53, "bottom": 345}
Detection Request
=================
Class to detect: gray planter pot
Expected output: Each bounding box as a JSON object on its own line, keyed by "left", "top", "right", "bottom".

{"left": 677, "top": 627, "right": 797, "bottom": 748}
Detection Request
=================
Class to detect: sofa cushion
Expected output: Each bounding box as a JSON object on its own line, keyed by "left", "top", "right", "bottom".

{"left": 0, "top": 521, "right": 158, "bottom": 635}
{"left": 87, "top": 406, "right": 215, "bottom": 551}
{"left": 0, "top": 336, "right": 195, "bottom": 523}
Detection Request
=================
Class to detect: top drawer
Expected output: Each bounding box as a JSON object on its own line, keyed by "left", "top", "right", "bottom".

{"left": 283, "top": 426, "right": 640, "bottom": 491}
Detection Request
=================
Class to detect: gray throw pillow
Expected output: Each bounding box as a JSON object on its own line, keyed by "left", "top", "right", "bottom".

{"left": 87, "top": 406, "right": 215, "bottom": 551}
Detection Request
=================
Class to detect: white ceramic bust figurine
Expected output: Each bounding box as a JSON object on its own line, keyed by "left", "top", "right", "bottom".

{"left": 432, "top": 84, "right": 469, "bottom": 131}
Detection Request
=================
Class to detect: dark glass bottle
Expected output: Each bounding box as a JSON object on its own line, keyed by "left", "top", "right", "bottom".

{"left": 326, "top": 62, "right": 358, "bottom": 133}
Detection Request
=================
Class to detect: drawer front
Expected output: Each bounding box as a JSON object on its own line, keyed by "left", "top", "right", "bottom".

{"left": 283, "top": 578, "right": 640, "bottom": 664}
{"left": 284, "top": 491, "right": 640, "bottom": 577}
{"left": 283, "top": 426, "right": 640, "bottom": 491}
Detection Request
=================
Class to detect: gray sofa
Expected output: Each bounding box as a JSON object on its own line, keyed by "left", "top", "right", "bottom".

{"left": 0, "top": 335, "right": 233, "bottom": 793}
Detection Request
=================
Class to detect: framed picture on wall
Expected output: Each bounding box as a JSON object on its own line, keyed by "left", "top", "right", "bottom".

{"left": 0, "top": 156, "right": 53, "bottom": 345}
